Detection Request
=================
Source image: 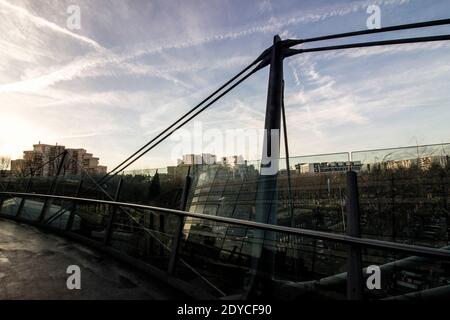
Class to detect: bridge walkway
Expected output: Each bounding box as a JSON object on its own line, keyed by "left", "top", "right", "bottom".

{"left": 0, "top": 219, "right": 186, "bottom": 300}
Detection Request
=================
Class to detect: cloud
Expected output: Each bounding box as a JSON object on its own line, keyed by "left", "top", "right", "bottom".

{"left": 1, "top": 0, "right": 449, "bottom": 169}
{"left": 282, "top": 41, "right": 450, "bottom": 156}
{"left": 0, "top": 0, "right": 411, "bottom": 94}
{"left": 286, "top": 56, "right": 367, "bottom": 137}
{"left": 125, "top": 0, "right": 411, "bottom": 57}
{"left": 0, "top": 0, "right": 102, "bottom": 50}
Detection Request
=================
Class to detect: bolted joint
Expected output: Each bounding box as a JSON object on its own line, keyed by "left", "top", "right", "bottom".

{"left": 255, "top": 35, "right": 304, "bottom": 71}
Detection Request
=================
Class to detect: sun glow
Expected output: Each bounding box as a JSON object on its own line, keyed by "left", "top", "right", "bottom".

{"left": 0, "top": 115, "right": 49, "bottom": 160}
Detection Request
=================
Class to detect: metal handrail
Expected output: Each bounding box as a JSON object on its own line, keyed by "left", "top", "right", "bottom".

{"left": 1, "top": 191, "right": 450, "bottom": 260}
{"left": 350, "top": 142, "right": 450, "bottom": 155}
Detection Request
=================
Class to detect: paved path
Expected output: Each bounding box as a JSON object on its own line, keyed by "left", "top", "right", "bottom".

{"left": 0, "top": 219, "right": 185, "bottom": 299}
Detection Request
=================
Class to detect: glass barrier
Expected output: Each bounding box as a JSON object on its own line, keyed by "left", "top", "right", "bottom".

{"left": 353, "top": 144, "right": 450, "bottom": 246}
{"left": 279, "top": 153, "right": 350, "bottom": 232}
{"left": 0, "top": 177, "right": 30, "bottom": 217}
{"left": 183, "top": 152, "right": 351, "bottom": 246}
{"left": 118, "top": 169, "right": 185, "bottom": 209}
{"left": 108, "top": 207, "right": 174, "bottom": 271}
{"left": 68, "top": 201, "right": 109, "bottom": 242}
{"left": 0, "top": 143, "right": 449, "bottom": 299}
{"left": 1, "top": 192, "right": 449, "bottom": 300}
{"left": 174, "top": 213, "right": 450, "bottom": 299}
{"left": 0, "top": 196, "right": 21, "bottom": 217}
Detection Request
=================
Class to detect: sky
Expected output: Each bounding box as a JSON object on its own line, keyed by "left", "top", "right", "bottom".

{"left": 0, "top": 0, "right": 449, "bottom": 170}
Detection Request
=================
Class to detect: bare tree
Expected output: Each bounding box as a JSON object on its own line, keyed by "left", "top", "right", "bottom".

{"left": 0, "top": 156, "right": 11, "bottom": 171}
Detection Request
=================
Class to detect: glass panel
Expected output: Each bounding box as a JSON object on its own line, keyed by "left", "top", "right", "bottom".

{"left": 0, "top": 177, "right": 32, "bottom": 217}
{"left": 117, "top": 168, "right": 186, "bottom": 209}
{"left": 0, "top": 197, "right": 21, "bottom": 217}
{"left": 108, "top": 207, "right": 175, "bottom": 271}
{"left": 19, "top": 198, "right": 44, "bottom": 221}
{"left": 69, "top": 201, "right": 109, "bottom": 243}
{"left": 182, "top": 153, "right": 350, "bottom": 237}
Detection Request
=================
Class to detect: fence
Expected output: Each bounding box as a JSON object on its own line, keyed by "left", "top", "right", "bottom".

{"left": 1, "top": 170, "right": 449, "bottom": 300}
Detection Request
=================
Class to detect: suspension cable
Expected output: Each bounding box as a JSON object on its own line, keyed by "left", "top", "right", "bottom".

{"left": 286, "top": 34, "right": 450, "bottom": 57}
{"left": 281, "top": 80, "right": 294, "bottom": 227}
{"left": 97, "top": 61, "right": 266, "bottom": 186}
{"left": 95, "top": 54, "right": 269, "bottom": 187}
{"left": 286, "top": 18, "right": 450, "bottom": 46}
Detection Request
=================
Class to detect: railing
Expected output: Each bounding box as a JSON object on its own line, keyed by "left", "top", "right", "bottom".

{"left": 1, "top": 186, "right": 450, "bottom": 300}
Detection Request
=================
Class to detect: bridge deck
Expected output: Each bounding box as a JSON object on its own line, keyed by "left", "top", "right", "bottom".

{"left": 0, "top": 219, "right": 185, "bottom": 299}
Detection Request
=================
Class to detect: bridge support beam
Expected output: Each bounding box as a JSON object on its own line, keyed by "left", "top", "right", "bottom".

{"left": 168, "top": 169, "right": 192, "bottom": 275}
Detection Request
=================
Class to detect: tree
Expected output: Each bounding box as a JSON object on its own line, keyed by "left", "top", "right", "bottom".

{"left": 0, "top": 156, "right": 10, "bottom": 171}
{"left": 148, "top": 171, "right": 161, "bottom": 199}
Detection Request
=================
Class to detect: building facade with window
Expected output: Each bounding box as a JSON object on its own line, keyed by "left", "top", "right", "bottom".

{"left": 10, "top": 143, "right": 107, "bottom": 176}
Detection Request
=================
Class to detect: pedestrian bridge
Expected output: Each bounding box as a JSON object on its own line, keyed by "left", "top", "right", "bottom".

{"left": 2, "top": 19, "right": 450, "bottom": 300}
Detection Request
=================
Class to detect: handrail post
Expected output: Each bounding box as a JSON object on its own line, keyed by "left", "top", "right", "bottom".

{"left": 149, "top": 213, "right": 155, "bottom": 254}
{"left": 38, "top": 150, "right": 68, "bottom": 223}
{"left": 104, "top": 178, "right": 123, "bottom": 246}
{"left": 16, "top": 175, "right": 33, "bottom": 218}
{"left": 168, "top": 170, "right": 191, "bottom": 275}
{"left": 159, "top": 215, "right": 165, "bottom": 256}
{"left": 66, "top": 178, "right": 83, "bottom": 231}
{"left": 346, "top": 170, "right": 363, "bottom": 300}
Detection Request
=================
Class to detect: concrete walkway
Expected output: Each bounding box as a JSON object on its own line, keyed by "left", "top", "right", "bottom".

{"left": 0, "top": 219, "right": 184, "bottom": 299}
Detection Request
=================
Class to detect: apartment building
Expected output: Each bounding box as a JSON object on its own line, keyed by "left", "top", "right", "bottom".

{"left": 10, "top": 143, "right": 107, "bottom": 176}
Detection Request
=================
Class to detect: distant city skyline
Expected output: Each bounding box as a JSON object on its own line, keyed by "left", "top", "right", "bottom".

{"left": 1, "top": 0, "right": 450, "bottom": 170}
